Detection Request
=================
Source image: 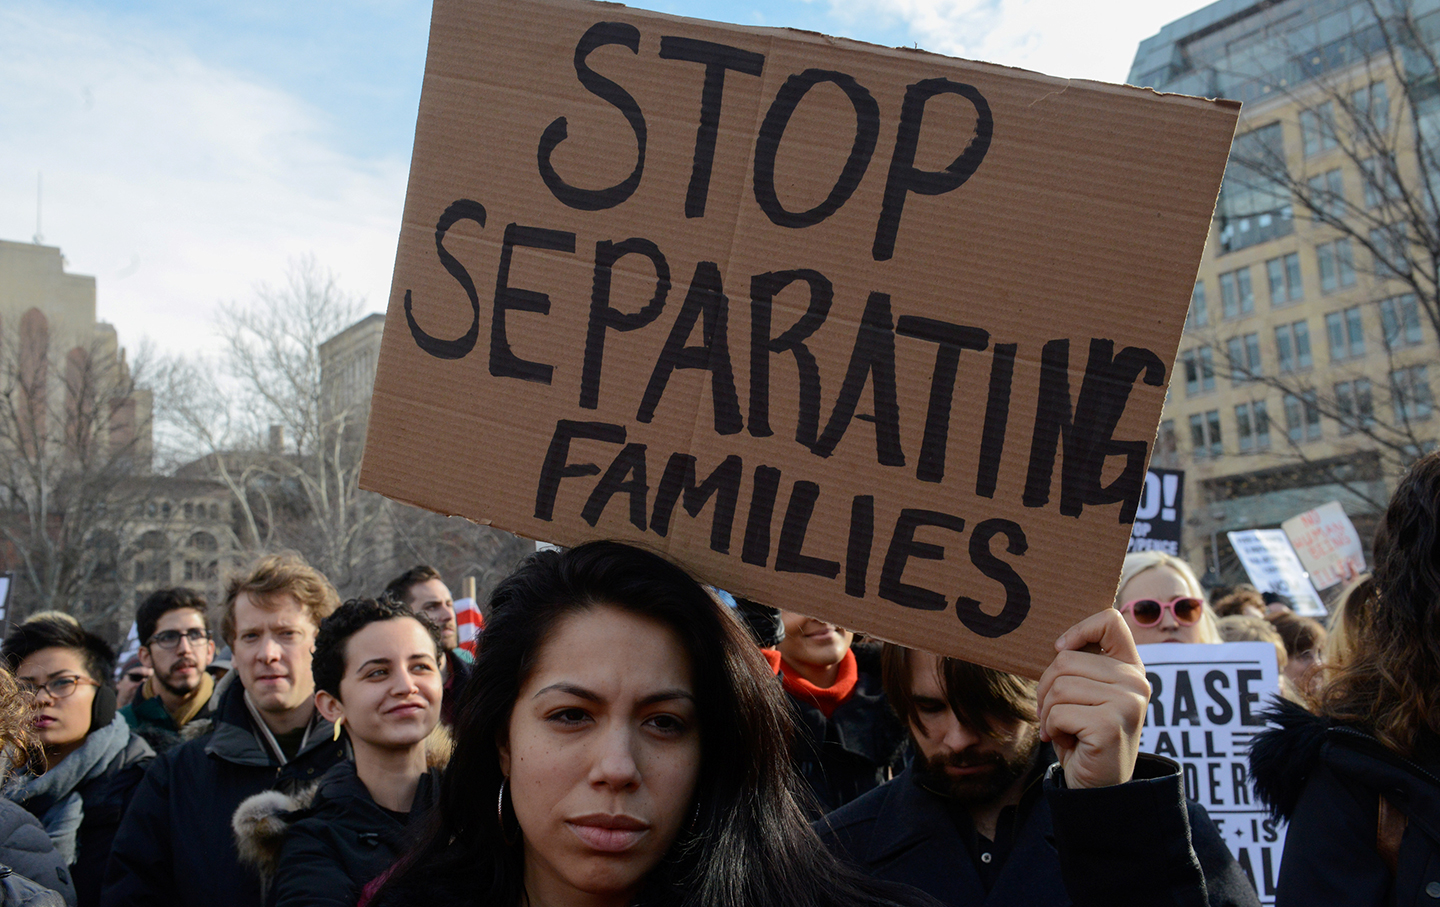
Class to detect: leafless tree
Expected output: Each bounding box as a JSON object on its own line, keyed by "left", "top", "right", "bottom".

{"left": 0, "top": 326, "right": 156, "bottom": 626}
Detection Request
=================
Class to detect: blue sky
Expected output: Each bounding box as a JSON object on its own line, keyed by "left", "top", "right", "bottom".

{"left": 1, "top": 0, "right": 1209, "bottom": 356}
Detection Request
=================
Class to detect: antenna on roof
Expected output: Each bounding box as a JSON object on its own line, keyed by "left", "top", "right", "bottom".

{"left": 32, "top": 172, "right": 43, "bottom": 245}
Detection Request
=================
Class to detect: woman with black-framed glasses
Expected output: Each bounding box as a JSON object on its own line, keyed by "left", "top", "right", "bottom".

{"left": 1, "top": 613, "right": 153, "bottom": 907}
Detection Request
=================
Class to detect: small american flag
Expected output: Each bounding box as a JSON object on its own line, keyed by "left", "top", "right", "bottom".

{"left": 454, "top": 596, "right": 484, "bottom": 655}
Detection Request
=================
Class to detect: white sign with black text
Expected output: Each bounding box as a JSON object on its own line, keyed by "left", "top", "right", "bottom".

{"left": 1227, "top": 529, "right": 1325, "bottom": 616}
{"left": 1138, "top": 641, "right": 1285, "bottom": 906}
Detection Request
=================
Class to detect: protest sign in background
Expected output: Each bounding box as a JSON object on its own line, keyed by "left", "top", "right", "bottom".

{"left": 1139, "top": 641, "right": 1285, "bottom": 905}
{"left": 1281, "top": 501, "right": 1366, "bottom": 591}
{"left": 1228, "top": 530, "right": 1325, "bottom": 616}
{"left": 360, "top": 0, "right": 1239, "bottom": 677}
{"left": 1128, "top": 468, "right": 1184, "bottom": 555}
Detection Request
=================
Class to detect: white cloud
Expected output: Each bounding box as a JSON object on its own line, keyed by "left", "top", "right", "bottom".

{"left": 822, "top": 0, "right": 1208, "bottom": 84}
{"left": 0, "top": 4, "right": 407, "bottom": 357}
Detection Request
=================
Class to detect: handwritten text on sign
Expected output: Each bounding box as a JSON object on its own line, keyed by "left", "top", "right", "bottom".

{"left": 1140, "top": 642, "right": 1285, "bottom": 905}
{"left": 361, "top": 0, "right": 1239, "bottom": 677}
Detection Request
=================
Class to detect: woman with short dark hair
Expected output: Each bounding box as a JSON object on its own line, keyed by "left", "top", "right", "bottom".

{"left": 233, "top": 598, "right": 446, "bottom": 907}
{"left": 1, "top": 614, "right": 152, "bottom": 907}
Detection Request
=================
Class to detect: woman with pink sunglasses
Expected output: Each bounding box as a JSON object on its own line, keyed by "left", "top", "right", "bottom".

{"left": 1113, "top": 552, "right": 1221, "bottom": 645}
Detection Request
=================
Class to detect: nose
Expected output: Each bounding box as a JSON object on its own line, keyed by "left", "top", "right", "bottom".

{"left": 257, "top": 636, "right": 282, "bottom": 663}
{"left": 1158, "top": 606, "right": 1179, "bottom": 630}
{"left": 391, "top": 668, "right": 420, "bottom": 697}
{"left": 174, "top": 634, "right": 194, "bottom": 654}
{"left": 937, "top": 711, "right": 984, "bottom": 753}
{"left": 589, "top": 723, "right": 642, "bottom": 791}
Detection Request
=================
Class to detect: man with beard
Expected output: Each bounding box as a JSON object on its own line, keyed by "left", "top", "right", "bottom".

{"left": 815, "top": 628, "right": 1258, "bottom": 907}
{"left": 120, "top": 588, "right": 218, "bottom": 753}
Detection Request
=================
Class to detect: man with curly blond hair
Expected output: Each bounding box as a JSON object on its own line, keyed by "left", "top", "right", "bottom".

{"left": 103, "top": 554, "right": 347, "bottom": 907}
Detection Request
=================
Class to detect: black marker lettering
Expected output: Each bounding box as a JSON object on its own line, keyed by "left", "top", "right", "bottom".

{"left": 813, "top": 292, "right": 903, "bottom": 466}
{"left": 581, "top": 238, "right": 670, "bottom": 409}
{"left": 955, "top": 518, "right": 1029, "bottom": 638}
{"left": 491, "top": 224, "right": 575, "bottom": 383}
{"left": 748, "top": 269, "right": 832, "bottom": 445}
{"left": 650, "top": 453, "right": 743, "bottom": 554}
{"left": 638, "top": 261, "right": 742, "bottom": 434}
{"left": 405, "top": 199, "right": 487, "bottom": 360}
{"left": 895, "top": 315, "right": 988, "bottom": 483}
{"left": 775, "top": 481, "right": 840, "bottom": 578}
{"left": 534, "top": 420, "right": 626, "bottom": 520}
{"left": 879, "top": 509, "right": 965, "bottom": 611}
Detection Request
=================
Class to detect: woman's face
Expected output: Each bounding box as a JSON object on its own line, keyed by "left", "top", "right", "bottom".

{"left": 500, "top": 604, "right": 701, "bottom": 907}
{"left": 16, "top": 646, "right": 96, "bottom": 763}
{"left": 1118, "top": 566, "right": 1204, "bottom": 645}
{"left": 326, "top": 618, "right": 443, "bottom": 751}
{"left": 777, "top": 612, "right": 854, "bottom": 672}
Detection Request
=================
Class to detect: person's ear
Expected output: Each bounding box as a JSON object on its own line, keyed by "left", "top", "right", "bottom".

{"left": 497, "top": 733, "right": 511, "bottom": 776}
{"left": 314, "top": 689, "right": 344, "bottom": 725}
{"left": 137, "top": 646, "right": 153, "bottom": 670}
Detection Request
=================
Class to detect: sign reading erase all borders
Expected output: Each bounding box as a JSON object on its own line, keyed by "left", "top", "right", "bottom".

{"left": 1139, "top": 642, "right": 1285, "bottom": 905}
{"left": 360, "top": 0, "right": 1240, "bottom": 678}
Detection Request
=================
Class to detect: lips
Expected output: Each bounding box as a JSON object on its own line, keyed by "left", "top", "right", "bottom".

{"left": 384, "top": 701, "right": 427, "bottom": 717}
{"left": 566, "top": 814, "right": 650, "bottom": 853}
{"left": 33, "top": 716, "right": 55, "bottom": 729}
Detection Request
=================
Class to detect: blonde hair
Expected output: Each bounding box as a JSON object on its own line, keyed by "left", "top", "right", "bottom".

{"left": 220, "top": 553, "right": 340, "bottom": 646}
{"left": 1115, "top": 551, "right": 1221, "bottom": 643}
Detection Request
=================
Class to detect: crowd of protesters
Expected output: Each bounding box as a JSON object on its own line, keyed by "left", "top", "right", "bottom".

{"left": 0, "top": 451, "right": 1432, "bottom": 906}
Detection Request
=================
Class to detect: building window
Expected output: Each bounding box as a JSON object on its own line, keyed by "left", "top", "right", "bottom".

{"left": 1226, "top": 333, "right": 1263, "bottom": 383}
{"left": 1188, "top": 280, "right": 1208, "bottom": 329}
{"left": 1301, "top": 102, "right": 1339, "bottom": 156}
{"left": 1317, "top": 239, "right": 1356, "bottom": 292}
{"left": 1182, "top": 347, "right": 1216, "bottom": 396}
{"left": 1362, "top": 155, "right": 1401, "bottom": 208}
{"left": 1335, "top": 378, "right": 1374, "bottom": 435}
{"left": 1306, "top": 168, "right": 1345, "bottom": 222}
{"left": 1369, "top": 225, "right": 1410, "bottom": 280}
{"left": 1325, "top": 306, "right": 1366, "bottom": 361}
{"left": 1381, "top": 294, "right": 1424, "bottom": 349}
{"left": 1190, "top": 410, "right": 1223, "bottom": 458}
{"left": 1284, "top": 391, "right": 1322, "bottom": 442}
{"left": 1220, "top": 267, "right": 1254, "bottom": 319}
{"left": 1353, "top": 81, "right": 1389, "bottom": 132}
{"left": 1275, "top": 320, "right": 1313, "bottom": 373}
{"left": 1392, "top": 365, "right": 1434, "bottom": 423}
{"left": 1265, "top": 252, "right": 1303, "bottom": 306}
{"left": 1236, "top": 400, "right": 1270, "bottom": 452}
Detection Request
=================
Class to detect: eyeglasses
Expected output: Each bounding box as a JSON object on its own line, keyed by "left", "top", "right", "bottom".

{"left": 147, "top": 629, "right": 211, "bottom": 649}
{"left": 17, "top": 675, "right": 99, "bottom": 700}
{"left": 1120, "top": 596, "right": 1204, "bottom": 627}
{"left": 124, "top": 672, "right": 149, "bottom": 684}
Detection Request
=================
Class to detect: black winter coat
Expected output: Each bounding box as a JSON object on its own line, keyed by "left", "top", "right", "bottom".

{"left": 0, "top": 801, "right": 74, "bottom": 907}
{"left": 781, "top": 645, "right": 908, "bottom": 816}
{"left": 1250, "top": 699, "right": 1440, "bottom": 906}
{"left": 99, "top": 681, "right": 346, "bottom": 907}
{"left": 263, "top": 762, "right": 439, "bottom": 907}
{"left": 816, "top": 755, "right": 1260, "bottom": 907}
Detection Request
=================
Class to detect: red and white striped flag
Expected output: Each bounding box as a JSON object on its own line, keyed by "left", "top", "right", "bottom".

{"left": 454, "top": 597, "right": 483, "bottom": 655}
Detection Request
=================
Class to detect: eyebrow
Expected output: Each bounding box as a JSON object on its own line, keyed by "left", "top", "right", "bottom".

{"left": 355, "top": 654, "right": 437, "bottom": 672}
{"left": 533, "top": 683, "right": 695, "bottom": 707}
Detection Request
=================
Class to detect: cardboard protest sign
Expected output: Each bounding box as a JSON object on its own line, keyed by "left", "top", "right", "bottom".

{"left": 1281, "top": 501, "right": 1365, "bottom": 590}
{"left": 360, "top": 0, "right": 1240, "bottom": 677}
{"left": 1139, "top": 642, "right": 1285, "bottom": 904}
{"left": 1228, "top": 530, "right": 1325, "bottom": 616}
{"left": 1128, "top": 468, "right": 1184, "bottom": 555}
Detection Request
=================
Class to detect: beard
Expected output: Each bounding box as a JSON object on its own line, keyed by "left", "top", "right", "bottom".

{"left": 914, "top": 724, "right": 1042, "bottom": 805}
{"left": 157, "top": 660, "right": 202, "bottom": 697}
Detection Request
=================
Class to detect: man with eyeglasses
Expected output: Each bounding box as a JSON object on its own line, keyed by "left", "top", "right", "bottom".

{"left": 119, "top": 589, "right": 218, "bottom": 754}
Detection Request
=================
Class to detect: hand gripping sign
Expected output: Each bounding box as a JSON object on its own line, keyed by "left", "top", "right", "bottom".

{"left": 360, "top": 0, "right": 1239, "bottom": 678}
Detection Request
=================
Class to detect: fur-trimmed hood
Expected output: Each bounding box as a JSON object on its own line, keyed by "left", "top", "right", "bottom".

{"left": 1248, "top": 698, "right": 1334, "bottom": 824}
{"left": 233, "top": 727, "right": 451, "bottom": 891}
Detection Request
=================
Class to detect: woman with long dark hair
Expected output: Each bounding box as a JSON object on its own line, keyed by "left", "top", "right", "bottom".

{"left": 369, "top": 541, "right": 927, "bottom": 907}
{"left": 1251, "top": 450, "right": 1440, "bottom": 903}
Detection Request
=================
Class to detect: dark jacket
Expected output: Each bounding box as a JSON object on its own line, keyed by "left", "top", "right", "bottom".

{"left": 0, "top": 801, "right": 74, "bottom": 907}
{"left": 780, "top": 644, "right": 908, "bottom": 816}
{"left": 440, "top": 648, "right": 473, "bottom": 728}
{"left": 100, "top": 679, "right": 346, "bottom": 907}
{"left": 1250, "top": 698, "right": 1440, "bottom": 906}
{"left": 232, "top": 761, "right": 440, "bottom": 907}
{"left": 7, "top": 720, "right": 151, "bottom": 907}
{"left": 118, "top": 685, "right": 218, "bottom": 755}
{"left": 816, "top": 755, "right": 1259, "bottom": 907}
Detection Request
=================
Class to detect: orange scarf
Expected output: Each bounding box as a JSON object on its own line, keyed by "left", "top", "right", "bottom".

{"left": 762, "top": 648, "right": 859, "bottom": 718}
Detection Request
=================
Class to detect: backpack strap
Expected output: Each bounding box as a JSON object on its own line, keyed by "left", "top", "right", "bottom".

{"left": 1377, "top": 793, "right": 1408, "bottom": 874}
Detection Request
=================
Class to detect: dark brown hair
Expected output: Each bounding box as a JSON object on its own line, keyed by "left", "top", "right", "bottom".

{"left": 1320, "top": 451, "right": 1440, "bottom": 757}
{"left": 372, "top": 541, "right": 921, "bottom": 907}
{"left": 383, "top": 565, "right": 442, "bottom": 605}
{"left": 1267, "top": 611, "right": 1326, "bottom": 659}
{"left": 881, "top": 643, "right": 1037, "bottom": 735}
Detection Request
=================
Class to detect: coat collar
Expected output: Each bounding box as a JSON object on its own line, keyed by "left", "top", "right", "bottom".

{"left": 205, "top": 676, "right": 334, "bottom": 767}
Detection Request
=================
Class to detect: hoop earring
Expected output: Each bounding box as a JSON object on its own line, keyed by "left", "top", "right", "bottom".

{"left": 497, "top": 777, "right": 518, "bottom": 845}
